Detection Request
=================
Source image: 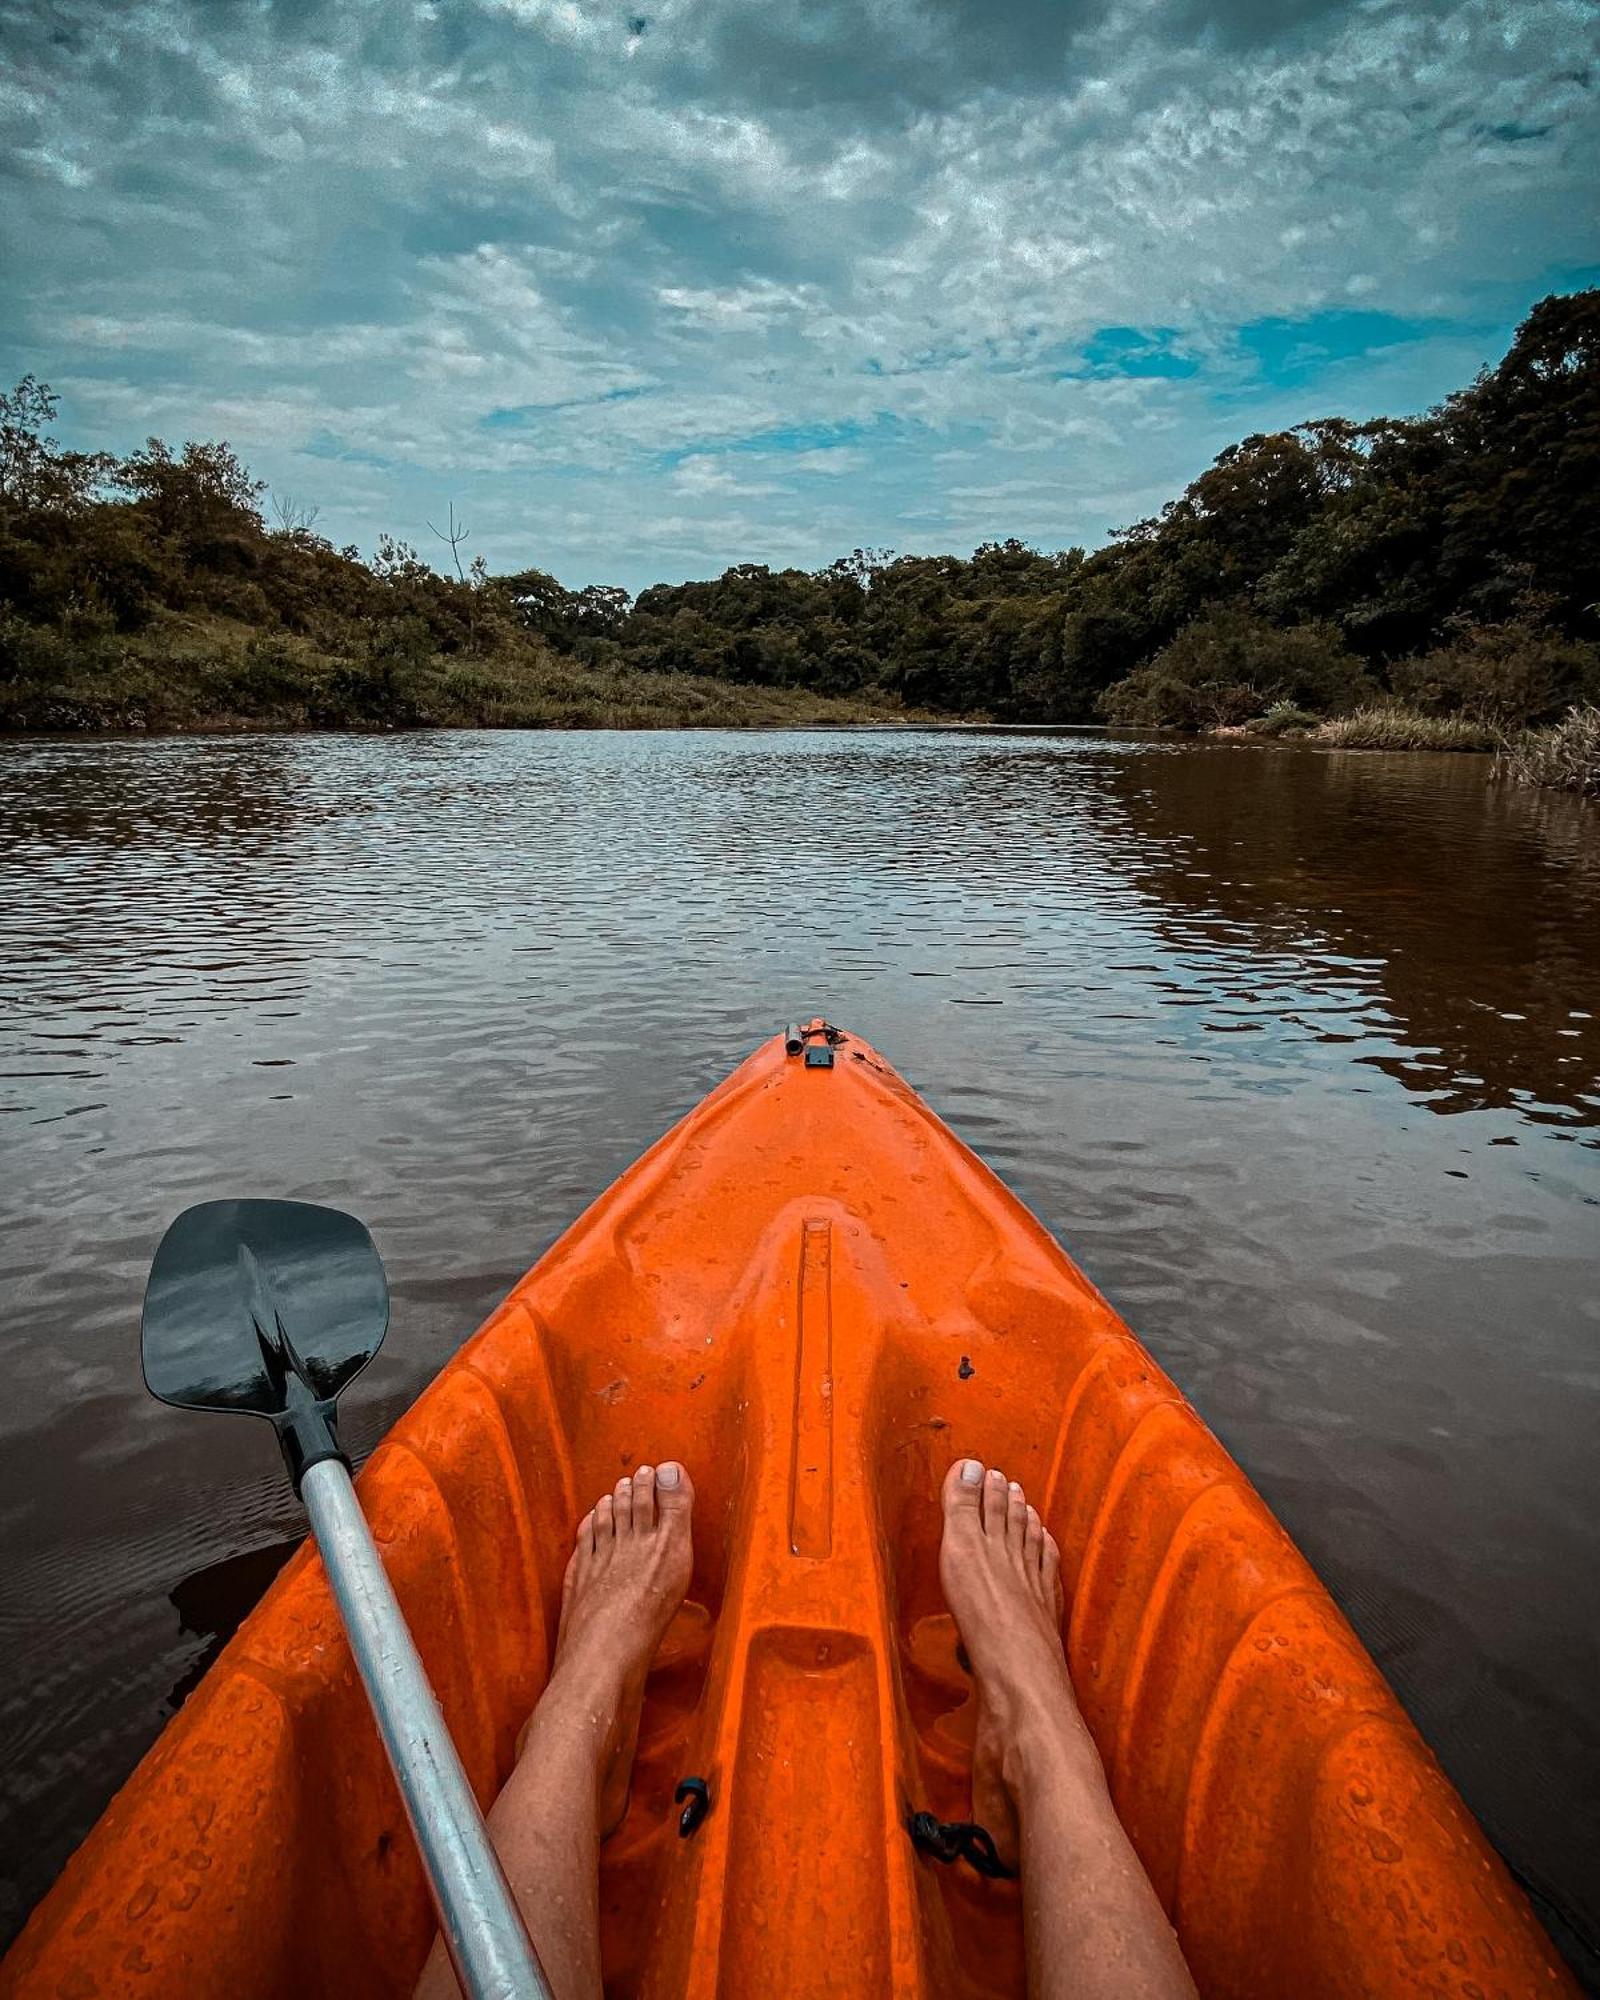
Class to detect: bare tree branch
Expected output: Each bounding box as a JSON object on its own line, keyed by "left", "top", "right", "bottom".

{"left": 269, "top": 490, "right": 321, "bottom": 537}
{"left": 427, "top": 500, "right": 470, "bottom": 583}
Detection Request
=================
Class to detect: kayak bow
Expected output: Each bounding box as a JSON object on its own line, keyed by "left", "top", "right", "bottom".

{"left": 2, "top": 1024, "right": 1576, "bottom": 1997}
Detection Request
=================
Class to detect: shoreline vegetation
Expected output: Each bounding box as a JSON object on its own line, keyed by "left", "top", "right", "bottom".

{"left": 5, "top": 612, "right": 921, "bottom": 734}
{"left": 1216, "top": 699, "right": 1600, "bottom": 798}
{"left": 1, "top": 292, "right": 1595, "bottom": 791}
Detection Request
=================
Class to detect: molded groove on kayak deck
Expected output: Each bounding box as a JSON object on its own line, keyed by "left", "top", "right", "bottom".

{"left": 1045, "top": 1336, "right": 1180, "bottom": 1601}
{"left": 459, "top": 1299, "right": 579, "bottom": 1555}
{"left": 1072, "top": 1402, "right": 1221, "bottom": 1738}
{"left": 1111, "top": 1513, "right": 1303, "bottom": 1902}
{"left": 788, "top": 1219, "right": 835, "bottom": 1560}
{"left": 716, "top": 1630, "right": 895, "bottom": 1999}
{"left": 404, "top": 1368, "right": 546, "bottom": 1774}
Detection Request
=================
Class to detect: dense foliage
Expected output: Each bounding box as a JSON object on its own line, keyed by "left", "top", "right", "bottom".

{"left": 2, "top": 288, "right": 1596, "bottom": 733}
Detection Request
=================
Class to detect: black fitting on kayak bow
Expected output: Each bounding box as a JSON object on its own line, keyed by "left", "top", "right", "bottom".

{"left": 675, "top": 1776, "right": 711, "bottom": 1838}
{"left": 907, "top": 1810, "right": 1017, "bottom": 1881}
{"left": 786, "top": 1019, "right": 843, "bottom": 1068}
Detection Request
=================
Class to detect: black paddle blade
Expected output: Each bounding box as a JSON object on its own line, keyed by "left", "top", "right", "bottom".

{"left": 142, "top": 1199, "right": 387, "bottom": 1428}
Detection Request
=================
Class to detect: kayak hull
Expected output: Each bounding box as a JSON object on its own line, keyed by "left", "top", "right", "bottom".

{"left": 2, "top": 1029, "right": 1576, "bottom": 1997}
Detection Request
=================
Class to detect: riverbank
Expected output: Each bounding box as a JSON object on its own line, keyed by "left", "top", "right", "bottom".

{"left": 0, "top": 615, "right": 923, "bottom": 733}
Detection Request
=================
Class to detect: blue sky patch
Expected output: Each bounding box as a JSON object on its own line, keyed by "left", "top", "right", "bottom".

{"left": 480, "top": 388, "right": 651, "bottom": 431}
{"left": 1073, "top": 327, "right": 1201, "bottom": 380}
{"left": 1232, "top": 311, "right": 1450, "bottom": 387}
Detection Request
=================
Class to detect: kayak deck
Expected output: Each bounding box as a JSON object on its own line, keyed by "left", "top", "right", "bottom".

{"left": 3, "top": 1027, "right": 1575, "bottom": 1997}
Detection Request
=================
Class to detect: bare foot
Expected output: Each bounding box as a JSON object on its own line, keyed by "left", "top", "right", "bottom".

{"left": 939, "top": 1459, "right": 1071, "bottom": 1871}
{"left": 535, "top": 1459, "right": 695, "bottom": 1836}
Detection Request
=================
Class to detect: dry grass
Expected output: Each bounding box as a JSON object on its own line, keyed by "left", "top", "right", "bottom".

{"left": 1309, "top": 706, "right": 1501, "bottom": 752}
{"left": 1493, "top": 705, "right": 1600, "bottom": 796}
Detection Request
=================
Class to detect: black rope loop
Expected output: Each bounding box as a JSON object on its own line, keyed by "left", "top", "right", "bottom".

{"left": 906, "top": 1809, "right": 1018, "bottom": 1881}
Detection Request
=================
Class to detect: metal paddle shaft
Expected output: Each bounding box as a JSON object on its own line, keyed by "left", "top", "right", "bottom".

{"left": 140, "top": 1199, "right": 552, "bottom": 2000}
{"left": 301, "top": 1460, "right": 552, "bottom": 2000}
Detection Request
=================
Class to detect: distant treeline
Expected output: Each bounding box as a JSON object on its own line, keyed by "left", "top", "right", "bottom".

{"left": 2, "top": 288, "right": 1596, "bottom": 734}
{"left": 546, "top": 288, "right": 1600, "bottom": 732}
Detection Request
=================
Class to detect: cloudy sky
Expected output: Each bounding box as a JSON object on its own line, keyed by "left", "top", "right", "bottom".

{"left": 2, "top": 0, "right": 1596, "bottom": 591}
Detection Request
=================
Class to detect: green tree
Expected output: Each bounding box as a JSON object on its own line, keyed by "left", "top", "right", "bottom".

{"left": 0, "top": 377, "right": 111, "bottom": 512}
{"left": 117, "top": 437, "right": 265, "bottom": 537}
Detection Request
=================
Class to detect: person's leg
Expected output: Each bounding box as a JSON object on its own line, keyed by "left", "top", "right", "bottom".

{"left": 939, "top": 1458, "right": 1198, "bottom": 2000}
{"left": 415, "top": 1459, "right": 695, "bottom": 2000}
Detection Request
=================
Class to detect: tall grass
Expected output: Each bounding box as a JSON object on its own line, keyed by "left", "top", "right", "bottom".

{"left": 1493, "top": 705, "right": 1600, "bottom": 796}
{"left": 1310, "top": 706, "right": 1501, "bottom": 751}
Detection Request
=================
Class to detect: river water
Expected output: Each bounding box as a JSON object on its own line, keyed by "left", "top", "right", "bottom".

{"left": 1, "top": 727, "right": 1596, "bottom": 1976}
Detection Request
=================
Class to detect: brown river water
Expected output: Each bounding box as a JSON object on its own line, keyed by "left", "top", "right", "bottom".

{"left": 1, "top": 727, "right": 1596, "bottom": 1978}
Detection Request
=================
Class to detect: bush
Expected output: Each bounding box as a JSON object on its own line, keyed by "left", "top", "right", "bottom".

{"left": 1246, "top": 702, "right": 1319, "bottom": 737}
{"left": 364, "top": 615, "right": 437, "bottom": 673}
{"left": 240, "top": 634, "right": 315, "bottom": 700}
{"left": 1493, "top": 705, "right": 1600, "bottom": 795}
{"left": 1100, "top": 608, "right": 1371, "bottom": 729}
{"left": 322, "top": 655, "right": 425, "bottom": 727}
{"left": 1389, "top": 623, "right": 1600, "bottom": 729}
{"left": 0, "top": 612, "right": 71, "bottom": 686}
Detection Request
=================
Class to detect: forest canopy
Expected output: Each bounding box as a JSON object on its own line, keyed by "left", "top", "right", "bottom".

{"left": 2, "top": 288, "right": 1596, "bottom": 733}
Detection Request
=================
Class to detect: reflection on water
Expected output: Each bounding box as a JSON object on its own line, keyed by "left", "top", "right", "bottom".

{"left": 1112, "top": 742, "right": 1600, "bottom": 1124}
{"left": 0, "top": 729, "right": 1596, "bottom": 1973}
{"left": 165, "top": 1538, "right": 299, "bottom": 1710}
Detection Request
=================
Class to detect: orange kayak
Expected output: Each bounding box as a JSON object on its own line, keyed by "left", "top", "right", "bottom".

{"left": 3, "top": 1025, "right": 1575, "bottom": 1998}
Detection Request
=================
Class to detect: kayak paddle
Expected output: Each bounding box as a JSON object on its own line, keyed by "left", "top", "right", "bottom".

{"left": 142, "top": 1198, "right": 551, "bottom": 2000}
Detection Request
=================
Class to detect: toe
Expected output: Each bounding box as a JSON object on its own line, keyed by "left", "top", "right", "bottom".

{"left": 574, "top": 1507, "right": 596, "bottom": 1557}
{"left": 1043, "top": 1529, "right": 1063, "bottom": 1619}
{"left": 1024, "top": 1503, "right": 1045, "bottom": 1572}
{"left": 593, "top": 1493, "right": 615, "bottom": 1544}
{"left": 613, "top": 1475, "right": 633, "bottom": 1530}
{"left": 942, "top": 1458, "right": 985, "bottom": 1531}
{"left": 1006, "top": 1479, "right": 1028, "bottom": 1550}
{"left": 983, "top": 1467, "right": 1008, "bottom": 1539}
{"left": 656, "top": 1459, "right": 694, "bottom": 1526}
{"left": 632, "top": 1464, "right": 657, "bottom": 1532}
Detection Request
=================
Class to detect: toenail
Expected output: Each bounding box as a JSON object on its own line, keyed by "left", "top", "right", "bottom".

{"left": 636, "top": 1464, "right": 655, "bottom": 1479}
{"left": 658, "top": 1461, "right": 681, "bottom": 1489}
{"left": 1009, "top": 1480, "right": 1023, "bottom": 1494}
{"left": 960, "top": 1459, "right": 983, "bottom": 1486}
{"left": 988, "top": 1468, "right": 1005, "bottom": 1484}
